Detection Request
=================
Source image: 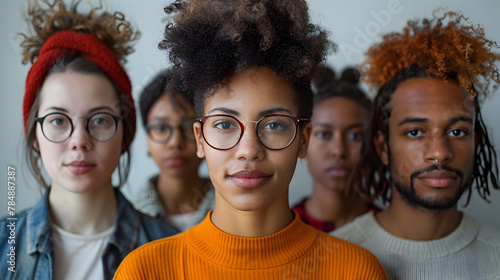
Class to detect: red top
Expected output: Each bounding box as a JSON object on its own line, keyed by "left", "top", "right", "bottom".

{"left": 292, "top": 197, "right": 381, "bottom": 232}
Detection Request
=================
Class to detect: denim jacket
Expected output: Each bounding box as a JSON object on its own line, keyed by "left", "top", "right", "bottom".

{"left": 0, "top": 189, "right": 179, "bottom": 280}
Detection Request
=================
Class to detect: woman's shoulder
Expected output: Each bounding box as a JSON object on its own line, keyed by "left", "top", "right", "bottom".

{"left": 0, "top": 197, "right": 49, "bottom": 233}
{"left": 0, "top": 208, "right": 31, "bottom": 242}
{"left": 312, "top": 231, "right": 388, "bottom": 279}
{"left": 130, "top": 231, "right": 187, "bottom": 257}
{"left": 113, "top": 232, "right": 188, "bottom": 279}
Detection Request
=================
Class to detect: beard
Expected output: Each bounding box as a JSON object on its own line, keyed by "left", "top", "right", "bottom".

{"left": 390, "top": 164, "right": 471, "bottom": 210}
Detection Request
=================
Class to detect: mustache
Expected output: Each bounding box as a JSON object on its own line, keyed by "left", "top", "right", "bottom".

{"left": 410, "top": 164, "right": 463, "bottom": 182}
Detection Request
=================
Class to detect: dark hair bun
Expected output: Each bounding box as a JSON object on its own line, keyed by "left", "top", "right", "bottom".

{"left": 340, "top": 67, "right": 360, "bottom": 85}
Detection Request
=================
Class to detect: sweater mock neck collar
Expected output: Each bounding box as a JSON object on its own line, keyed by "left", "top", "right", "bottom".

{"left": 186, "top": 210, "right": 319, "bottom": 269}
{"left": 366, "top": 212, "right": 480, "bottom": 259}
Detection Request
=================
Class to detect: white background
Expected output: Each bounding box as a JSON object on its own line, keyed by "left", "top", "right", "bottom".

{"left": 1, "top": 0, "right": 499, "bottom": 230}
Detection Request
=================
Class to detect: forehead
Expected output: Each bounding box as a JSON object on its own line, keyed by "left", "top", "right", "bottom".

{"left": 390, "top": 78, "right": 475, "bottom": 121}
{"left": 149, "top": 93, "right": 194, "bottom": 117}
{"left": 39, "top": 72, "right": 117, "bottom": 109}
{"left": 204, "top": 67, "right": 297, "bottom": 116}
{"left": 313, "top": 97, "right": 367, "bottom": 123}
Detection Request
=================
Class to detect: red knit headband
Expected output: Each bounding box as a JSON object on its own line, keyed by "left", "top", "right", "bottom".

{"left": 23, "top": 30, "right": 136, "bottom": 144}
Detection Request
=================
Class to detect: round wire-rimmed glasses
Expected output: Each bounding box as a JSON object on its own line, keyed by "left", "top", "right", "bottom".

{"left": 196, "top": 114, "right": 308, "bottom": 150}
{"left": 35, "top": 112, "right": 122, "bottom": 143}
{"left": 145, "top": 120, "right": 196, "bottom": 143}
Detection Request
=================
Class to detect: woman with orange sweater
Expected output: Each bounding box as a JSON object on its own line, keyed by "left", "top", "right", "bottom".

{"left": 114, "top": 0, "right": 387, "bottom": 279}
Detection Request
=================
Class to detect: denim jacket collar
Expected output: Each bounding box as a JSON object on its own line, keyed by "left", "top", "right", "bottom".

{"left": 26, "top": 191, "right": 52, "bottom": 255}
{"left": 26, "top": 189, "right": 141, "bottom": 256}
{"left": 107, "top": 190, "right": 141, "bottom": 253}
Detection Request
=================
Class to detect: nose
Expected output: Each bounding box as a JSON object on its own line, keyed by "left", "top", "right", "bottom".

{"left": 68, "top": 119, "right": 92, "bottom": 151}
{"left": 424, "top": 131, "right": 452, "bottom": 164}
{"left": 234, "top": 122, "right": 265, "bottom": 161}
{"left": 329, "top": 133, "right": 347, "bottom": 159}
{"left": 166, "top": 127, "right": 186, "bottom": 150}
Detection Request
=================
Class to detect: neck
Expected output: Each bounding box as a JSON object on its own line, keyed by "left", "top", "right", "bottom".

{"left": 211, "top": 192, "right": 294, "bottom": 237}
{"left": 48, "top": 183, "right": 117, "bottom": 235}
{"left": 156, "top": 172, "right": 206, "bottom": 215}
{"left": 306, "top": 182, "right": 371, "bottom": 228}
{"left": 376, "top": 191, "right": 462, "bottom": 240}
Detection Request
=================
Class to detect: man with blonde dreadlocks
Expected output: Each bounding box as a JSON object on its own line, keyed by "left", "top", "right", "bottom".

{"left": 332, "top": 11, "right": 500, "bottom": 279}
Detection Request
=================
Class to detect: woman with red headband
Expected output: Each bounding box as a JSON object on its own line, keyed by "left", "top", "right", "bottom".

{"left": 0, "top": 1, "right": 178, "bottom": 279}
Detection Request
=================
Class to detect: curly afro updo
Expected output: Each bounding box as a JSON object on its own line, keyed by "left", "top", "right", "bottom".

{"left": 159, "top": 0, "right": 331, "bottom": 118}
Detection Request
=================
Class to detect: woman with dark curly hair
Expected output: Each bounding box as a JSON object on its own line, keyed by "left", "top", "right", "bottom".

{"left": 292, "top": 67, "right": 380, "bottom": 232}
{"left": 0, "top": 1, "right": 178, "bottom": 279}
{"left": 332, "top": 11, "right": 500, "bottom": 279}
{"left": 114, "top": 0, "right": 387, "bottom": 279}
{"left": 130, "top": 69, "right": 215, "bottom": 232}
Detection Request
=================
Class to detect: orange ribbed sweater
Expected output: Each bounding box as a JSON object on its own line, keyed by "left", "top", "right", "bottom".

{"left": 114, "top": 211, "right": 387, "bottom": 279}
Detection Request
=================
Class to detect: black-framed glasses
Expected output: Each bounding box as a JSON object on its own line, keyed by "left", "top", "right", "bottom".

{"left": 145, "top": 120, "right": 196, "bottom": 143}
{"left": 197, "top": 114, "right": 308, "bottom": 150}
{"left": 35, "top": 112, "right": 122, "bottom": 143}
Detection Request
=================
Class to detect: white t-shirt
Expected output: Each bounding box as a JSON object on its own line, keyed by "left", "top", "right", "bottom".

{"left": 52, "top": 224, "right": 115, "bottom": 280}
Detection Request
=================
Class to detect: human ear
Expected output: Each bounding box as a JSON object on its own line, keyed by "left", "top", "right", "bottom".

{"left": 374, "top": 130, "right": 389, "bottom": 166}
{"left": 33, "top": 138, "right": 40, "bottom": 153}
{"left": 297, "top": 123, "right": 311, "bottom": 159}
{"left": 193, "top": 122, "right": 206, "bottom": 158}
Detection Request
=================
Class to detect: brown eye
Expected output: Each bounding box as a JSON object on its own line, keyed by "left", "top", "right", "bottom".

{"left": 406, "top": 130, "right": 422, "bottom": 138}
{"left": 314, "top": 131, "right": 331, "bottom": 140}
{"left": 449, "top": 129, "right": 467, "bottom": 137}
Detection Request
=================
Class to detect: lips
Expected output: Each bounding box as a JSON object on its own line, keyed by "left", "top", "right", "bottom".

{"left": 165, "top": 156, "right": 185, "bottom": 166}
{"left": 415, "top": 170, "right": 458, "bottom": 188}
{"left": 66, "top": 161, "right": 96, "bottom": 175}
{"left": 326, "top": 166, "right": 349, "bottom": 178}
{"left": 325, "top": 163, "right": 350, "bottom": 178}
{"left": 229, "top": 170, "right": 272, "bottom": 189}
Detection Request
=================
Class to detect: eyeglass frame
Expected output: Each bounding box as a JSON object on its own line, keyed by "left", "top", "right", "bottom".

{"left": 196, "top": 113, "right": 309, "bottom": 151}
{"left": 34, "top": 112, "right": 122, "bottom": 143}
{"left": 145, "top": 120, "right": 197, "bottom": 143}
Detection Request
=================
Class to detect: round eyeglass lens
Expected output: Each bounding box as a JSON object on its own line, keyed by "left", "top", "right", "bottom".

{"left": 256, "top": 115, "right": 296, "bottom": 149}
{"left": 88, "top": 113, "right": 117, "bottom": 141}
{"left": 41, "top": 113, "right": 72, "bottom": 142}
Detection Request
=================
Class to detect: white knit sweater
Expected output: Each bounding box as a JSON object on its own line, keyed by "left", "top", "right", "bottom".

{"left": 332, "top": 212, "right": 500, "bottom": 280}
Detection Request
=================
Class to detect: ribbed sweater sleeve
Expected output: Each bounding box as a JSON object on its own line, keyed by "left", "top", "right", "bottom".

{"left": 114, "top": 211, "right": 388, "bottom": 279}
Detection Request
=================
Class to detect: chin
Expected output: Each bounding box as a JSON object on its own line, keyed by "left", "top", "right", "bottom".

{"left": 225, "top": 195, "right": 272, "bottom": 212}
{"left": 323, "top": 181, "right": 347, "bottom": 192}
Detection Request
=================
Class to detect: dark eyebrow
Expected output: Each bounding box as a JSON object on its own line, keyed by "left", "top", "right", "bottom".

{"left": 207, "top": 107, "right": 293, "bottom": 118}
{"left": 313, "top": 123, "right": 364, "bottom": 130}
{"left": 258, "top": 108, "right": 293, "bottom": 118}
{"left": 89, "top": 106, "right": 116, "bottom": 114}
{"left": 313, "top": 123, "right": 333, "bottom": 128}
{"left": 208, "top": 107, "right": 239, "bottom": 116}
{"left": 397, "top": 117, "right": 428, "bottom": 126}
{"left": 43, "top": 106, "right": 68, "bottom": 113}
{"left": 397, "top": 116, "right": 473, "bottom": 126}
{"left": 449, "top": 116, "right": 473, "bottom": 124}
{"left": 43, "top": 106, "right": 116, "bottom": 114}
{"left": 346, "top": 123, "right": 364, "bottom": 130}
{"left": 150, "top": 117, "right": 170, "bottom": 122}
